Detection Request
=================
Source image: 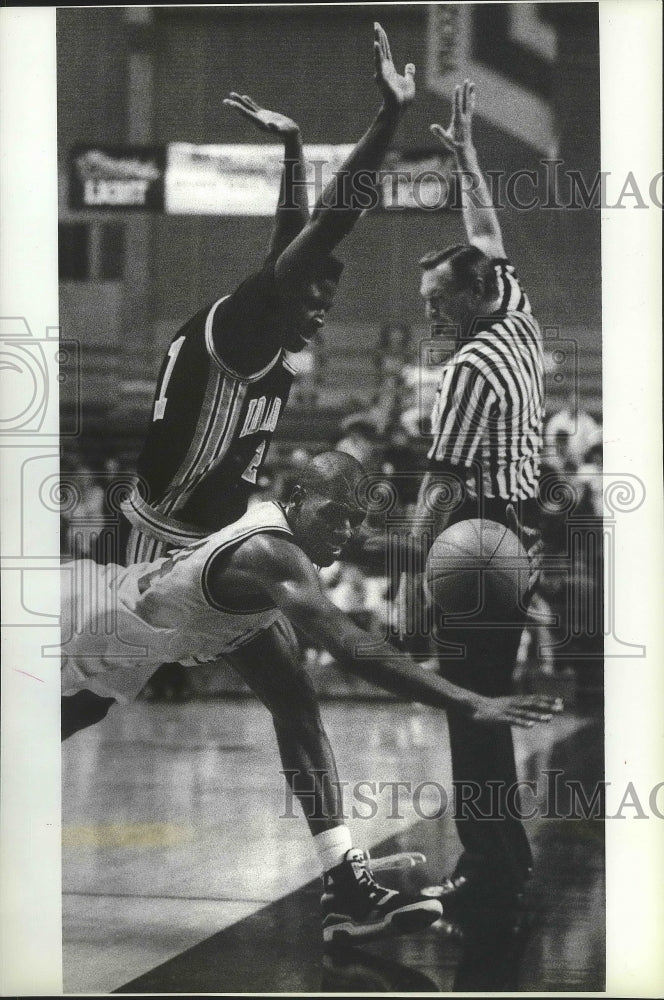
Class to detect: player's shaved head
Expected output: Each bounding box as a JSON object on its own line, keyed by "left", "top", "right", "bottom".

{"left": 296, "top": 451, "right": 366, "bottom": 508}
{"left": 286, "top": 451, "right": 367, "bottom": 565}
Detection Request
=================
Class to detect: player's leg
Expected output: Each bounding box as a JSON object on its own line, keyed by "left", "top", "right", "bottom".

{"left": 62, "top": 689, "right": 116, "bottom": 740}
{"left": 61, "top": 660, "right": 165, "bottom": 741}
{"left": 227, "top": 617, "right": 442, "bottom": 942}
{"left": 61, "top": 690, "right": 117, "bottom": 741}
{"left": 228, "top": 616, "right": 343, "bottom": 834}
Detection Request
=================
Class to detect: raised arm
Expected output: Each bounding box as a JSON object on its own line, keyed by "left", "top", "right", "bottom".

{"left": 231, "top": 536, "right": 561, "bottom": 728}
{"left": 430, "top": 80, "right": 506, "bottom": 259}
{"left": 274, "top": 23, "right": 415, "bottom": 289}
{"left": 223, "top": 93, "right": 310, "bottom": 257}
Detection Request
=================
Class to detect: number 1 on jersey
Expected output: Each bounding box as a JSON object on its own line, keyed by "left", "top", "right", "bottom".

{"left": 153, "top": 336, "right": 186, "bottom": 421}
{"left": 242, "top": 440, "right": 267, "bottom": 484}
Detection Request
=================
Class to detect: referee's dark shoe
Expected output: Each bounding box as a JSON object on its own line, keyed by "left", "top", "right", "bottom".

{"left": 321, "top": 849, "right": 442, "bottom": 944}
{"left": 422, "top": 867, "right": 533, "bottom": 914}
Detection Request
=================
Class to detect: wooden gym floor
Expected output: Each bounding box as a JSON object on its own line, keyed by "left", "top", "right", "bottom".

{"left": 62, "top": 695, "right": 604, "bottom": 994}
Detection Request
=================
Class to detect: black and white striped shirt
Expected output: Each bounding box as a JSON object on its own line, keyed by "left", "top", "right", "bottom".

{"left": 428, "top": 260, "right": 544, "bottom": 501}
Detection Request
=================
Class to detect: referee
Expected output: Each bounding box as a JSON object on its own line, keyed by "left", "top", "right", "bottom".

{"left": 409, "top": 80, "right": 546, "bottom": 910}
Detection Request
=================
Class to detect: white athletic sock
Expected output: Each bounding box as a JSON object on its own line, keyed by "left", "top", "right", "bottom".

{"left": 314, "top": 824, "right": 353, "bottom": 873}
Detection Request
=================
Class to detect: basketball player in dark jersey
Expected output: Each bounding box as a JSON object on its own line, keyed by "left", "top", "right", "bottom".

{"left": 62, "top": 24, "right": 416, "bottom": 735}
{"left": 123, "top": 95, "right": 320, "bottom": 558}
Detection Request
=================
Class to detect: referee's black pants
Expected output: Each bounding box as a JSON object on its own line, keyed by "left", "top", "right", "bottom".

{"left": 435, "top": 615, "right": 533, "bottom": 890}
{"left": 432, "top": 497, "right": 537, "bottom": 891}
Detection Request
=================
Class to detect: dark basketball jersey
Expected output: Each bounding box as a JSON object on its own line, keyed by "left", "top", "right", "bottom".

{"left": 123, "top": 263, "right": 297, "bottom": 548}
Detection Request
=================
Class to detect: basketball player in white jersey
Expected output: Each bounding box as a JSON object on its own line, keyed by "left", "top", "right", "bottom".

{"left": 61, "top": 452, "right": 560, "bottom": 943}
{"left": 62, "top": 23, "right": 418, "bottom": 738}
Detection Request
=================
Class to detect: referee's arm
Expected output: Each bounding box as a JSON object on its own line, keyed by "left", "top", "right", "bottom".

{"left": 430, "top": 80, "right": 505, "bottom": 259}
{"left": 412, "top": 359, "right": 493, "bottom": 557}
{"left": 410, "top": 463, "right": 463, "bottom": 561}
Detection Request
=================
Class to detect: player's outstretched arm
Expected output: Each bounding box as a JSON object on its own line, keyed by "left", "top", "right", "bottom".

{"left": 223, "top": 93, "right": 310, "bottom": 257}
{"left": 273, "top": 23, "right": 415, "bottom": 290}
{"left": 430, "top": 80, "right": 506, "bottom": 259}
{"left": 237, "top": 535, "right": 562, "bottom": 727}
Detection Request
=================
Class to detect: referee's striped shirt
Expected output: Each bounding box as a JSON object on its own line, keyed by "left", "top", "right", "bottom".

{"left": 428, "top": 259, "right": 544, "bottom": 501}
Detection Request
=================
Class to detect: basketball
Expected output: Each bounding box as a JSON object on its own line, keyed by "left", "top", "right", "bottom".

{"left": 424, "top": 519, "right": 529, "bottom": 621}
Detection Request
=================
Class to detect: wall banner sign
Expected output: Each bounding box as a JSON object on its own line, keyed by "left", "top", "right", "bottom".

{"left": 69, "top": 146, "right": 166, "bottom": 210}
{"left": 69, "top": 144, "right": 455, "bottom": 214}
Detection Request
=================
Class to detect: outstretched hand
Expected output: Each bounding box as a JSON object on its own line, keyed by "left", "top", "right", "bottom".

{"left": 506, "top": 503, "right": 544, "bottom": 604}
{"left": 430, "top": 78, "right": 475, "bottom": 154}
{"left": 223, "top": 93, "right": 300, "bottom": 136}
{"left": 373, "top": 22, "right": 416, "bottom": 111}
{"left": 470, "top": 693, "right": 564, "bottom": 728}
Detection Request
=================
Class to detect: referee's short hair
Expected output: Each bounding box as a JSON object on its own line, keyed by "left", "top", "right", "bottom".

{"left": 419, "top": 244, "right": 499, "bottom": 300}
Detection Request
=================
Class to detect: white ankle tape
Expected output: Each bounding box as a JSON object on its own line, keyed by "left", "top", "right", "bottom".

{"left": 314, "top": 825, "right": 353, "bottom": 873}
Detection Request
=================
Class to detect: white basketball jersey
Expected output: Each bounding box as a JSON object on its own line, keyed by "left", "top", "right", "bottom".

{"left": 61, "top": 501, "right": 292, "bottom": 699}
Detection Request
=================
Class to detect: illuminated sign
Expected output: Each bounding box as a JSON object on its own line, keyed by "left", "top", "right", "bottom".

{"left": 69, "top": 144, "right": 455, "bottom": 214}
{"left": 69, "top": 146, "right": 165, "bottom": 209}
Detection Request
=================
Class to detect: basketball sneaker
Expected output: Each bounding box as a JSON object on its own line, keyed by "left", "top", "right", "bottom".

{"left": 321, "top": 848, "right": 443, "bottom": 944}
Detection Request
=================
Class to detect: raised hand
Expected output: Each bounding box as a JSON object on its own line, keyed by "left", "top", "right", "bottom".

{"left": 373, "top": 22, "right": 416, "bottom": 111}
{"left": 429, "top": 78, "right": 475, "bottom": 153}
{"left": 470, "top": 693, "right": 564, "bottom": 728}
{"left": 223, "top": 93, "right": 300, "bottom": 136}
